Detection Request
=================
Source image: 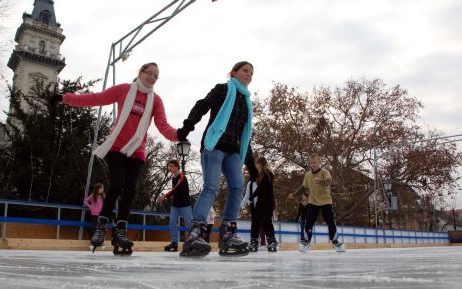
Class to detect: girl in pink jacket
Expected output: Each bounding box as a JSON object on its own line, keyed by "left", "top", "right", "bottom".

{"left": 52, "top": 62, "right": 178, "bottom": 253}
{"left": 83, "top": 183, "right": 105, "bottom": 235}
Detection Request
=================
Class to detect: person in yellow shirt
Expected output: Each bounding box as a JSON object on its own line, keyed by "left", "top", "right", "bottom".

{"left": 290, "top": 153, "right": 345, "bottom": 252}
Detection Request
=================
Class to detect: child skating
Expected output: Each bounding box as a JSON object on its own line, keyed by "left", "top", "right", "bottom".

{"left": 157, "top": 160, "right": 192, "bottom": 252}
{"left": 83, "top": 183, "right": 106, "bottom": 251}
{"left": 290, "top": 153, "right": 345, "bottom": 253}
{"left": 176, "top": 61, "right": 258, "bottom": 257}
{"left": 52, "top": 62, "right": 178, "bottom": 255}
{"left": 246, "top": 157, "right": 278, "bottom": 252}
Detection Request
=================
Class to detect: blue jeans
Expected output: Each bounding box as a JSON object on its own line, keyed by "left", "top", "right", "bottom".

{"left": 169, "top": 206, "right": 193, "bottom": 243}
{"left": 193, "top": 149, "right": 244, "bottom": 223}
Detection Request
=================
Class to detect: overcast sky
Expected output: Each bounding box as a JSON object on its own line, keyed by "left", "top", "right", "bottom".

{"left": 1, "top": 0, "right": 461, "bottom": 207}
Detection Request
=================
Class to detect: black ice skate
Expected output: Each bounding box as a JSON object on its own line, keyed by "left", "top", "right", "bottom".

{"left": 90, "top": 216, "right": 108, "bottom": 253}
{"left": 164, "top": 241, "right": 178, "bottom": 252}
{"left": 180, "top": 222, "right": 211, "bottom": 257}
{"left": 266, "top": 237, "right": 278, "bottom": 252}
{"left": 112, "top": 220, "right": 133, "bottom": 256}
{"left": 332, "top": 240, "right": 346, "bottom": 253}
{"left": 218, "top": 222, "right": 249, "bottom": 256}
{"left": 249, "top": 238, "right": 259, "bottom": 252}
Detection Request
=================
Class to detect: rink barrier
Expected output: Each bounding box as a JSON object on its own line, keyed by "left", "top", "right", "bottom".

{"left": 0, "top": 198, "right": 449, "bottom": 244}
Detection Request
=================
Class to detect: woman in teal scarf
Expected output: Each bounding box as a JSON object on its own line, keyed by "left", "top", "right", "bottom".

{"left": 177, "top": 61, "right": 258, "bottom": 257}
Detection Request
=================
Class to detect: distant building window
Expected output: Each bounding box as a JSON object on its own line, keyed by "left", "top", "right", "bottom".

{"left": 39, "top": 41, "right": 46, "bottom": 54}
{"left": 39, "top": 10, "right": 51, "bottom": 24}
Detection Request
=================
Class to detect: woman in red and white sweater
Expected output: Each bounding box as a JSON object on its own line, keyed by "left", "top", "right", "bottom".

{"left": 52, "top": 62, "right": 178, "bottom": 252}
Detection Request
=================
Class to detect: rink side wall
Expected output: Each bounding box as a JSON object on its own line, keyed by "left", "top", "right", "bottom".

{"left": 236, "top": 220, "right": 449, "bottom": 245}
{"left": 0, "top": 199, "right": 449, "bottom": 246}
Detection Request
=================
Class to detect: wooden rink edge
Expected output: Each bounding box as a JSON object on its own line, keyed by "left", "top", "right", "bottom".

{"left": 1, "top": 238, "right": 460, "bottom": 251}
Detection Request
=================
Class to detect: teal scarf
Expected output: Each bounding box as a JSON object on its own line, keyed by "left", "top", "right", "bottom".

{"left": 204, "top": 77, "right": 253, "bottom": 164}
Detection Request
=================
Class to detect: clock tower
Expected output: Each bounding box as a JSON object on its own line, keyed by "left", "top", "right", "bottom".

{"left": 7, "top": 0, "right": 66, "bottom": 99}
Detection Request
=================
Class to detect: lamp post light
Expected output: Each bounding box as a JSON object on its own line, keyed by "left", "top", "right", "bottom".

{"left": 384, "top": 177, "right": 392, "bottom": 192}
{"left": 384, "top": 177, "right": 396, "bottom": 229}
{"left": 176, "top": 140, "right": 191, "bottom": 173}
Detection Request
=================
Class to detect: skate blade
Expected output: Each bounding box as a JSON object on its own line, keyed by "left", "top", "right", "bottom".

{"left": 113, "top": 251, "right": 133, "bottom": 256}
{"left": 90, "top": 244, "right": 105, "bottom": 253}
{"left": 218, "top": 248, "right": 250, "bottom": 257}
{"left": 113, "top": 246, "right": 133, "bottom": 256}
{"left": 179, "top": 252, "right": 208, "bottom": 258}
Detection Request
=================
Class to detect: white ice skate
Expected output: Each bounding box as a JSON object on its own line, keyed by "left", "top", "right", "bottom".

{"left": 332, "top": 241, "right": 345, "bottom": 253}
{"left": 298, "top": 240, "right": 311, "bottom": 253}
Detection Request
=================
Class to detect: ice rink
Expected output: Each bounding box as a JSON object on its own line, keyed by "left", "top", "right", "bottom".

{"left": 0, "top": 246, "right": 461, "bottom": 289}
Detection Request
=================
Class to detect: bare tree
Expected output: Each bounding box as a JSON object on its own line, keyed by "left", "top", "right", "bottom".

{"left": 252, "top": 79, "right": 462, "bottom": 225}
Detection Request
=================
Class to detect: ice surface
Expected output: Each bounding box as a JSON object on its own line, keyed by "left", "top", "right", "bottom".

{"left": 0, "top": 246, "right": 461, "bottom": 289}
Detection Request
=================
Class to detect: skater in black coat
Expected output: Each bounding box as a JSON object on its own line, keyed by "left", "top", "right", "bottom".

{"left": 249, "top": 157, "right": 278, "bottom": 252}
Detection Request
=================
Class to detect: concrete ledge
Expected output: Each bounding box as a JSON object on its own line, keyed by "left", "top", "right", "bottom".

{"left": 0, "top": 238, "right": 459, "bottom": 251}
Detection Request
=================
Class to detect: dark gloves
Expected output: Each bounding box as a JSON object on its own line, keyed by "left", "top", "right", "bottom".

{"left": 177, "top": 119, "right": 194, "bottom": 141}
{"left": 177, "top": 128, "right": 189, "bottom": 142}
{"left": 50, "top": 94, "right": 63, "bottom": 105}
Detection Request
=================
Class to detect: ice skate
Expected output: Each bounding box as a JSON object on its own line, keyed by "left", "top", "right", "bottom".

{"left": 90, "top": 216, "right": 108, "bottom": 253}
{"left": 298, "top": 239, "right": 311, "bottom": 253}
{"left": 332, "top": 240, "right": 346, "bottom": 253}
{"left": 266, "top": 237, "right": 278, "bottom": 252}
{"left": 249, "top": 238, "right": 259, "bottom": 252}
{"left": 164, "top": 242, "right": 178, "bottom": 252}
{"left": 218, "top": 222, "right": 249, "bottom": 257}
{"left": 112, "top": 220, "right": 133, "bottom": 256}
{"left": 180, "top": 222, "right": 211, "bottom": 257}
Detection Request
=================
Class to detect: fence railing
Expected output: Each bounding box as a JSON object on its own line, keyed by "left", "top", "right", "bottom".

{"left": 0, "top": 198, "right": 449, "bottom": 244}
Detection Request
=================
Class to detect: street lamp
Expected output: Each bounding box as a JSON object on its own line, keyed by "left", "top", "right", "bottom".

{"left": 177, "top": 140, "right": 191, "bottom": 173}
{"left": 384, "top": 177, "right": 392, "bottom": 191}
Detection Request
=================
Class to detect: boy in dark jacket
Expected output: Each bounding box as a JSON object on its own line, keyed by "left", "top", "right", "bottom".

{"left": 157, "top": 160, "right": 192, "bottom": 252}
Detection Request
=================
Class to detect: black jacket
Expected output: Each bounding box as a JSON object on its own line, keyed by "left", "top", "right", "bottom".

{"left": 252, "top": 171, "right": 275, "bottom": 209}
{"left": 184, "top": 83, "right": 257, "bottom": 180}
{"left": 185, "top": 83, "right": 248, "bottom": 154}
{"left": 165, "top": 173, "right": 190, "bottom": 208}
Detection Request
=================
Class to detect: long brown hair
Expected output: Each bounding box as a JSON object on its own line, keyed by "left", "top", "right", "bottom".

{"left": 228, "top": 61, "right": 253, "bottom": 78}
{"left": 256, "top": 157, "right": 272, "bottom": 184}
{"left": 91, "top": 183, "right": 105, "bottom": 202}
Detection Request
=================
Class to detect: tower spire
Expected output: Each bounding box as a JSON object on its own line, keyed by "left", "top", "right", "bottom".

{"left": 27, "top": 0, "right": 60, "bottom": 27}
{"left": 7, "top": 0, "right": 65, "bottom": 98}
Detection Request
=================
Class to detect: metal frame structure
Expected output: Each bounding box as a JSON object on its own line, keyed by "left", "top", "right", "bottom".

{"left": 78, "top": 0, "right": 211, "bottom": 239}
{"left": 372, "top": 133, "right": 462, "bottom": 242}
